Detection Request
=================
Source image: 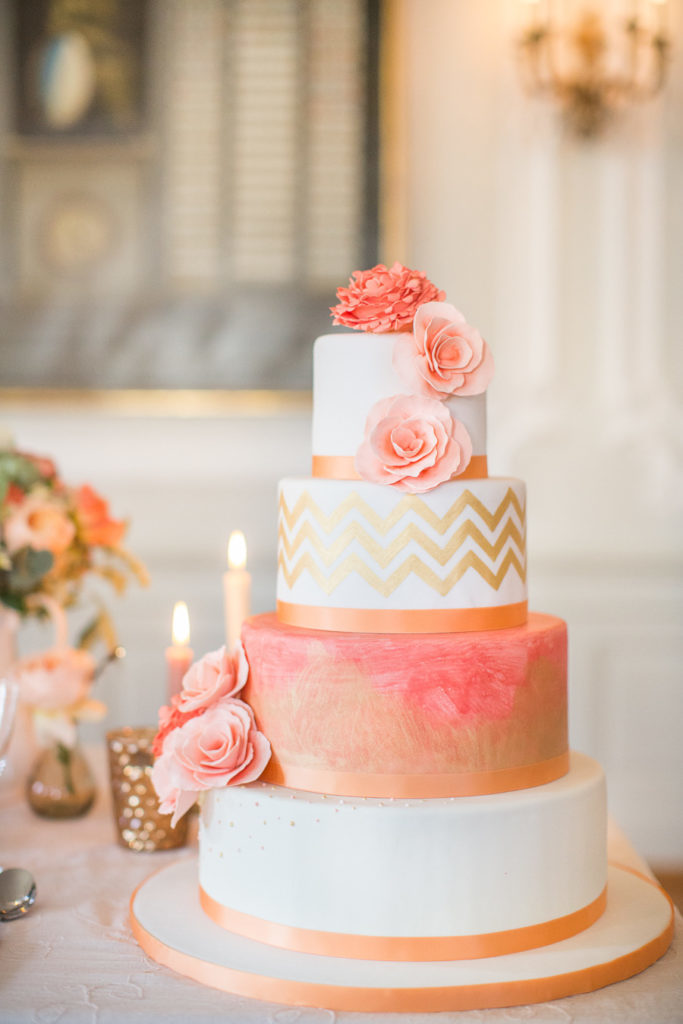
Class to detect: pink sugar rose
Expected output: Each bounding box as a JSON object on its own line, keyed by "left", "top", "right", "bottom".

{"left": 330, "top": 263, "right": 446, "bottom": 334}
{"left": 355, "top": 394, "right": 472, "bottom": 493}
{"left": 151, "top": 697, "right": 271, "bottom": 826}
{"left": 13, "top": 647, "right": 95, "bottom": 711}
{"left": 393, "top": 302, "right": 494, "bottom": 399}
{"left": 175, "top": 643, "right": 248, "bottom": 715}
{"left": 3, "top": 493, "right": 75, "bottom": 555}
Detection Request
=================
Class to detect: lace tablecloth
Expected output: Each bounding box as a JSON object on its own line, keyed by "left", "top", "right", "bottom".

{"left": 0, "top": 747, "right": 680, "bottom": 1024}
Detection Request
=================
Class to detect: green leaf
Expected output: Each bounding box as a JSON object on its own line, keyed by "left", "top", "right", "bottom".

{"left": 0, "top": 593, "right": 27, "bottom": 614}
{"left": 0, "top": 453, "right": 43, "bottom": 492}
{"left": 6, "top": 547, "right": 54, "bottom": 594}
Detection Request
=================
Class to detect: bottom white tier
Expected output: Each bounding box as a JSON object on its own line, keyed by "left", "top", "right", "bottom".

{"left": 131, "top": 860, "right": 674, "bottom": 1012}
{"left": 198, "top": 752, "right": 606, "bottom": 958}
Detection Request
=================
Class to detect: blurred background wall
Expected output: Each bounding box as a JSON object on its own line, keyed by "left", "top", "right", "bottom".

{"left": 2, "top": 0, "right": 682, "bottom": 867}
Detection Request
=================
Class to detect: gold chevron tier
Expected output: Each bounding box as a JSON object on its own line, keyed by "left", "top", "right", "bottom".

{"left": 277, "top": 477, "right": 528, "bottom": 634}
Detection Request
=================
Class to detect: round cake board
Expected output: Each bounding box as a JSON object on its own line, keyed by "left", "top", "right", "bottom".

{"left": 130, "top": 859, "right": 673, "bottom": 1013}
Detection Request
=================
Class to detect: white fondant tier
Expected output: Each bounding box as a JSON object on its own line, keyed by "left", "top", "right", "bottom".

{"left": 277, "top": 475, "right": 527, "bottom": 632}
{"left": 312, "top": 333, "right": 487, "bottom": 463}
{"left": 199, "top": 752, "right": 607, "bottom": 958}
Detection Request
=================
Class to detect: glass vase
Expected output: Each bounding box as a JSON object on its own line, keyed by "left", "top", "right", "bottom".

{"left": 26, "top": 740, "right": 96, "bottom": 818}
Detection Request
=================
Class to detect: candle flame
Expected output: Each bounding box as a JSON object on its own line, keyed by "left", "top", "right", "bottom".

{"left": 228, "top": 530, "right": 247, "bottom": 570}
{"left": 172, "top": 601, "right": 190, "bottom": 646}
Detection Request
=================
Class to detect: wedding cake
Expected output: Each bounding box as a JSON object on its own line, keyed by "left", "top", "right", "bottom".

{"left": 135, "top": 264, "right": 673, "bottom": 1012}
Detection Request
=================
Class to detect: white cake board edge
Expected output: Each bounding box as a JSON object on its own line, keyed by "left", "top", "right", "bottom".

{"left": 130, "top": 859, "right": 673, "bottom": 1013}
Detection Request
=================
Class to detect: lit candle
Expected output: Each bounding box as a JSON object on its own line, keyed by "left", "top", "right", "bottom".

{"left": 223, "top": 530, "right": 251, "bottom": 650}
{"left": 166, "top": 601, "right": 193, "bottom": 700}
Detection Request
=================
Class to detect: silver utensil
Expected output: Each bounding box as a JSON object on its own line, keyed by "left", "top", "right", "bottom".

{"left": 0, "top": 868, "right": 36, "bottom": 921}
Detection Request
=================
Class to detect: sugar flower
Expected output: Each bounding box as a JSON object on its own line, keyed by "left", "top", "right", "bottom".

{"left": 355, "top": 393, "right": 472, "bottom": 493}
{"left": 393, "top": 301, "right": 494, "bottom": 399}
{"left": 151, "top": 697, "right": 271, "bottom": 827}
{"left": 330, "top": 263, "right": 446, "bottom": 334}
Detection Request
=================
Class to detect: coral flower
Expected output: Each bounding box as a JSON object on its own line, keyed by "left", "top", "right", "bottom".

{"left": 75, "top": 484, "right": 126, "bottom": 548}
{"left": 330, "top": 263, "right": 445, "bottom": 333}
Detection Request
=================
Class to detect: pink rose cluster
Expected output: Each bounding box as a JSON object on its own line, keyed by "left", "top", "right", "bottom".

{"left": 347, "top": 287, "right": 494, "bottom": 492}
{"left": 151, "top": 645, "right": 271, "bottom": 826}
{"left": 330, "top": 262, "right": 446, "bottom": 334}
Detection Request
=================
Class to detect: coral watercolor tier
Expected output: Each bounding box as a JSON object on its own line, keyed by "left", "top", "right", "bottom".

{"left": 312, "top": 333, "right": 487, "bottom": 480}
{"left": 198, "top": 752, "right": 606, "bottom": 961}
{"left": 241, "top": 612, "right": 568, "bottom": 798}
{"left": 277, "top": 476, "right": 527, "bottom": 634}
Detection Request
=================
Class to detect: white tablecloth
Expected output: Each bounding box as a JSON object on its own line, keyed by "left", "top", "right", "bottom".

{"left": 0, "top": 747, "right": 681, "bottom": 1024}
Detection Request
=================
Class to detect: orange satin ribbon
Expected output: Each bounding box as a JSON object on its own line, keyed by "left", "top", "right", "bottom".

{"left": 198, "top": 885, "right": 606, "bottom": 962}
{"left": 130, "top": 865, "right": 674, "bottom": 1012}
{"left": 312, "top": 453, "right": 488, "bottom": 481}
{"left": 277, "top": 599, "right": 528, "bottom": 634}
{"left": 259, "top": 750, "right": 570, "bottom": 799}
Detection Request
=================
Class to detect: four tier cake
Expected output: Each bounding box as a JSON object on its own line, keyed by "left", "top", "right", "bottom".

{"left": 134, "top": 264, "right": 674, "bottom": 1012}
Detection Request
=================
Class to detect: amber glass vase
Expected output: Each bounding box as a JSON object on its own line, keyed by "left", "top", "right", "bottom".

{"left": 26, "top": 740, "right": 96, "bottom": 818}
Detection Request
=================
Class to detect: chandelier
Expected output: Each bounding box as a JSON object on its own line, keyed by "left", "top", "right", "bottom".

{"left": 518, "top": 1, "right": 671, "bottom": 137}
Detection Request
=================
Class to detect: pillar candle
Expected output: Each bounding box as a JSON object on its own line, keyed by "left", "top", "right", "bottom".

{"left": 223, "top": 531, "right": 251, "bottom": 650}
{"left": 166, "top": 601, "right": 193, "bottom": 700}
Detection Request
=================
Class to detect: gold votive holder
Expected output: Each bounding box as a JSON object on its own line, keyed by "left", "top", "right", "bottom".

{"left": 106, "top": 727, "right": 188, "bottom": 852}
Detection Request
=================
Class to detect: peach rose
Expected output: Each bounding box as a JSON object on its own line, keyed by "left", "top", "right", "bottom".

{"left": 151, "top": 697, "right": 271, "bottom": 826}
{"left": 175, "top": 644, "right": 248, "bottom": 715}
{"left": 74, "top": 484, "right": 126, "bottom": 548}
{"left": 330, "top": 263, "right": 446, "bottom": 333}
{"left": 393, "top": 302, "right": 494, "bottom": 399}
{"left": 3, "top": 494, "right": 75, "bottom": 555}
{"left": 13, "top": 647, "right": 95, "bottom": 711}
{"left": 355, "top": 394, "right": 472, "bottom": 493}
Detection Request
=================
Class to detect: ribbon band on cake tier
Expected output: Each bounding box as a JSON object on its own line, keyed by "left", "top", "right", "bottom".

{"left": 258, "top": 751, "right": 570, "bottom": 799}
{"left": 277, "top": 599, "right": 528, "bottom": 633}
{"left": 312, "top": 454, "right": 488, "bottom": 481}
{"left": 198, "top": 883, "right": 606, "bottom": 962}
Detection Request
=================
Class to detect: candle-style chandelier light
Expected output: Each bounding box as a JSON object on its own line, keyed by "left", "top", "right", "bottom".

{"left": 518, "top": 1, "right": 671, "bottom": 137}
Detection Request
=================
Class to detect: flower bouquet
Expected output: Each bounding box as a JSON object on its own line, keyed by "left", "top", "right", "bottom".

{"left": 0, "top": 447, "right": 147, "bottom": 639}
{"left": 0, "top": 445, "right": 147, "bottom": 809}
{"left": 151, "top": 645, "right": 271, "bottom": 826}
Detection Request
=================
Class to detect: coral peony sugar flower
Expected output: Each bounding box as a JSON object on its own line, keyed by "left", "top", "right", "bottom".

{"left": 330, "top": 263, "right": 446, "bottom": 334}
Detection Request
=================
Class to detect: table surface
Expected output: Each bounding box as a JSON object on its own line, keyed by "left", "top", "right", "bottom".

{"left": 0, "top": 747, "right": 681, "bottom": 1024}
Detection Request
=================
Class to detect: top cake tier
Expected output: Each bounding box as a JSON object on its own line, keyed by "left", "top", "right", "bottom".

{"left": 312, "top": 333, "right": 487, "bottom": 480}
{"left": 313, "top": 264, "right": 495, "bottom": 489}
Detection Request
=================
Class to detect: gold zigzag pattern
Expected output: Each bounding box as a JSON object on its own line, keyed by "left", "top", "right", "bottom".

{"left": 280, "top": 516, "right": 525, "bottom": 570}
{"left": 279, "top": 487, "right": 525, "bottom": 538}
{"left": 279, "top": 548, "right": 526, "bottom": 596}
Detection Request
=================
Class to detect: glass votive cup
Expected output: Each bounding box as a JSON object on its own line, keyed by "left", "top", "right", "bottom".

{"left": 106, "top": 726, "right": 188, "bottom": 852}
